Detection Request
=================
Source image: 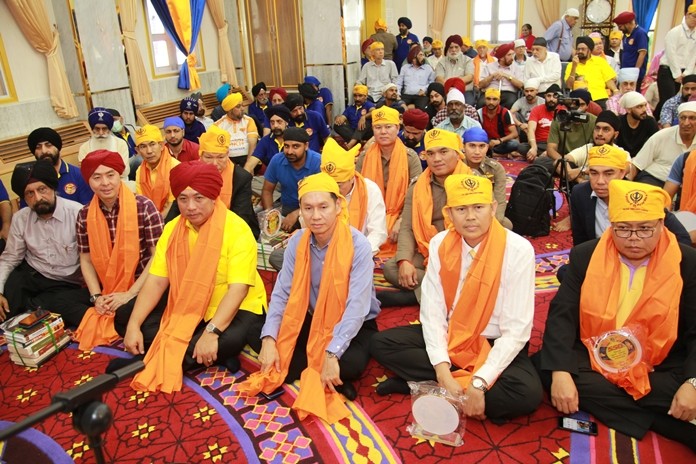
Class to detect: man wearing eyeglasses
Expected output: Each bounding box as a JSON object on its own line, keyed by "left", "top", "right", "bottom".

{"left": 536, "top": 179, "right": 696, "bottom": 452}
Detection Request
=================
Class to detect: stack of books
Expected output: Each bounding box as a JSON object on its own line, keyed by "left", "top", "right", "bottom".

{"left": 2, "top": 312, "right": 70, "bottom": 367}
{"left": 257, "top": 232, "right": 291, "bottom": 270}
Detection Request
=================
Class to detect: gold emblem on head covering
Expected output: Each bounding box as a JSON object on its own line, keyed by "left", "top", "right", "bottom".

{"left": 375, "top": 110, "right": 384, "bottom": 119}
{"left": 216, "top": 134, "right": 226, "bottom": 146}
{"left": 627, "top": 190, "right": 647, "bottom": 207}
{"left": 324, "top": 162, "right": 336, "bottom": 174}
{"left": 430, "top": 129, "right": 440, "bottom": 138}
{"left": 136, "top": 128, "right": 145, "bottom": 136}
{"left": 597, "top": 145, "right": 611, "bottom": 155}
{"left": 463, "top": 177, "right": 479, "bottom": 190}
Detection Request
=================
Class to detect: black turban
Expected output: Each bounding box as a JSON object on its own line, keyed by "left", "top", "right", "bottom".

{"left": 11, "top": 159, "right": 59, "bottom": 197}
{"left": 27, "top": 127, "right": 62, "bottom": 153}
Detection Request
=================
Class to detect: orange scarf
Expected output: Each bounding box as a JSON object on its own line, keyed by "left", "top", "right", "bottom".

{"left": 474, "top": 55, "right": 495, "bottom": 86}
{"left": 412, "top": 163, "right": 471, "bottom": 260}
{"left": 348, "top": 173, "right": 368, "bottom": 231}
{"left": 75, "top": 184, "right": 140, "bottom": 350}
{"left": 141, "top": 147, "right": 174, "bottom": 212}
{"left": 361, "top": 139, "right": 409, "bottom": 256}
{"left": 131, "top": 200, "right": 227, "bottom": 393}
{"left": 220, "top": 159, "right": 234, "bottom": 207}
{"left": 238, "top": 223, "right": 354, "bottom": 424}
{"left": 680, "top": 151, "right": 696, "bottom": 212}
{"left": 439, "top": 219, "right": 507, "bottom": 388}
{"left": 580, "top": 228, "right": 682, "bottom": 399}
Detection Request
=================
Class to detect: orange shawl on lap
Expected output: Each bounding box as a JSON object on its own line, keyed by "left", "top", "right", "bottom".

{"left": 141, "top": 147, "right": 175, "bottom": 212}
{"left": 131, "top": 200, "right": 227, "bottom": 393}
{"left": 361, "top": 139, "right": 409, "bottom": 257}
{"left": 75, "top": 184, "right": 140, "bottom": 350}
{"left": 238, "top": 223, "right": 354, "bottom": 424}
{"left": 220, "top": 159, "right": 234, "bottom": 207}
{"left": 348, "top": 173, "right": 368, "bottom": 231}
{"left": 412, "top": 163, "right": 471, "bottom": 260}
{"left": 580, "top": 228, "right": 682, "bottom": 400}
{"left": 680, "top": 151, "right": 696, "bottom": 213}
{"left": 438, "top": 219, "right": 507, "bottom": 389}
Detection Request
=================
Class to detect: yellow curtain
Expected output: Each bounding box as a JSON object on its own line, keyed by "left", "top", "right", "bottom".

{"left": 207, "top": 0, "right": 238, "bottom": 85}
{"left": 167, "top": 0, "right": 201, "bottom": 90}
{"left": 431, "top": 0, "right": 448, "bottom": 40}
{"left": 673, "top": 0, "right": 686, "bottom": 27}
{"left": 535, "top": 0, "right": 560, "bottom": 29}
{"left": 5, "top": 0, "right": 78, "bottom": 119}
{"left": 118, "top": 0, "right": 152, "bottom": 105}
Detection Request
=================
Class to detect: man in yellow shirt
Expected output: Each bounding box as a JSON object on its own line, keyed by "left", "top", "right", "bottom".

{"left": 565, "top": 36, "right": 619, "bottom": 108}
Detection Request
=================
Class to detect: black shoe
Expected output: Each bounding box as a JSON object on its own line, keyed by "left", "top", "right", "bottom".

{"left": 105, "top": 355, "right": 144, "bottom": 374}
{"left": 335, "top": 381, "right": 357, "bottom": 401}
{"left": 376, "top": 290, "right": 419, "bottom": 308}
{"left": 376, "top": 377, "right": 410, "bottom": 396}
{"left": 223, "top": 356, "right": 241, "bottom": 373}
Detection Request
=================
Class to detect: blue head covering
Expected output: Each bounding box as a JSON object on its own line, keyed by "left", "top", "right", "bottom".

{"left": 216, "top": 84, "right": 231, "bottom": 103}
{"left": 462, "top": 127, "right": 489, "bottom": 143}
{"left": 304, "top": 76, "right": 321, "bottom": 86}
{"left": 163, "top": 116, "right": 185, "bottom": 129}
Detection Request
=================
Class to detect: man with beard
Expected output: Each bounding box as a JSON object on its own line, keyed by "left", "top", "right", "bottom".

{"left": 565, "top": 37, "right": 618, "bottom": 109}
{"left": 400, "top": 108, "right": 428, "bottom": 157}
{"left": 248, "top": 82, "right": 270, "bottom": 134}
{"left": 396, "top": 45, "right": 435, "bottom": 111}
{"left": 215, "top": 92, "right": 259, "bottom": 166}
{"left": 435, "top": 35, "right": 475, "bottom": 105}
{"left": 510, "top": 78, "right": 544, "bottom": 143}
{"left": 478, "top": 43, "right": 524, "bottom": 109}
{"left": 616, "top": 92, "right": 659, "bottom": 158}
{"left": 518, "top": 84, "right": 560, "bottom": 161}
{"left": 630, "top": 102, "right": 696, "bottom": 186}
{"left": 79, "top": 108, "right": 130, "bottom": 181}
{"left": 298, "top": 83, "right": 327, "bottom": 124}
{"left": 27, "top": 127, "right": 93, "bottom": 205}
{"left": 284, "top": 94, "right": 330, "bottom": 153}
{"left": 373, "top": 83, "right": 408, "bottom": 113}
{"left": 425, "top": 82, "right": 447, "bottom": 127}
{"left": 435, "top": 87, "right": 482, "bottom": 139}
{"left": 523, "top": 37, "right": 562, "bottom": 93}
{"left": 394, "top": 17, "right": 418, "bottom": 72}
{"left": 0, "top": 160, "right": 84, "bottom": 323}
{"left": 356, "top": 41, "right": 399, "bottom": 103}
{"left": 247, "top": 105, "right": 291, "bottom": 180}
{"left": 613, "top": 12, "right": 649, "bottom": 88}
{"left": 261, "top": 127, "right": 322, "bottom": 232}
{"left": 333, "top": 84, "right": 374, "bottom": 149}
{"left": 477, "top": 89, "right": 520, "bottom": 158}
{"left": 659, "top": 75, "right": 696, "bottom": 128}
{"left": 606, "top": 68, "right": 653, "bottom": 116}
{"left": 304, "top": 76, "right": 334, "bottom": 127}
{"left": 163, "top": 116, "right": 199, "bottom": 162}
{"left": 180, "top": 97, "right": 207, "bottom": 143}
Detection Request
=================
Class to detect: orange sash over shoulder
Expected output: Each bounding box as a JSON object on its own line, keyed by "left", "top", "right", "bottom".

{"left": 438, "top": 219, "right": 507, "bottom": 389}
{"left": 349, "top": 173, "right": 368, "bottom": 231}
{"left": 412, "top": 163, "right": 471, "bottom": 260}
{"left": 680, "top": 151, "right": 696, "bottom": 213}
{"left": 131, "top": 200, "right": 227, "bottom": 393}
{"left": 220, "top": 159, "right": 234, "bottom": 207}
{"left": 238, "top": 223, "right": 354, "bottom": 424}
{"left": 361, "top": 139, "right": 409, "bottom": 256}
{"left": 141, "top": 147, "right": 174, "bottom": 212}
{"left": 580, "top": 228, "right": 682, "bottom": 400}
{"left": 75, "top": 184, "right": 140, "bottom": 350}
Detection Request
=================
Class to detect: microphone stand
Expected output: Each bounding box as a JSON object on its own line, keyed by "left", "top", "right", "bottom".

{"left": 0, "top": 360, "right": 145, "bottom": 464}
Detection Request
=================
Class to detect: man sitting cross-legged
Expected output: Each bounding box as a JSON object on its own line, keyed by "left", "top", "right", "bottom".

{"left": 371, "top": 174, "right": 543, "bottom": 423}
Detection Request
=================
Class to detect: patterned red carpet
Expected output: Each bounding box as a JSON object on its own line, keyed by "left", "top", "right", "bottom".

{"left": 0, "top": 161, "right": 691, "bottom": 463}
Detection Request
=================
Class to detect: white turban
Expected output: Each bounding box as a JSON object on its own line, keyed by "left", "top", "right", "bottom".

{"left": 619, "top": 91, "right": 647, "bottom": 109}
{"left": 678, "top": 101, "right": 696, "bottom": 115}
{"left": 524, "top": 78, "right": 541, "bottom": 90}
{"left": 617, "top": 67, "right": 640, "bottom": 84}
{"left": 446, "top": 88, "right": 466, "bottom": 104}
{"left": 565, "top": 8, "right": 580, "bottom": 18}
{"left": 514, "top": 39, "right": 526, "bottom": 49}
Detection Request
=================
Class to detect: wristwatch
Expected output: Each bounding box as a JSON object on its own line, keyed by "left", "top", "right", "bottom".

{"left": 205, "top": 322, "right": 223, "bottom": 336}
{"left": 326, "top": 351, "right": 338, "bottom": 359}
{"left": 471, "top": 376, "right": 488, "bottom": 393}
{"left": 686, "top": 378, "right": 696, "bottom": 390}
{"left": 89, "top": 293, "right": 102, "bottom": 304}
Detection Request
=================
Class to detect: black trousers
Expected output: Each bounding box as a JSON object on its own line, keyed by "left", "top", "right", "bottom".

{"left": 284, "top": 312, "right": 378, "bottom": 384}
{"left": 370, "top": 324, "right": 543, "bottom": 420}
{"left": 334, "top": 123, "right": 366, "bottom": 143}
{"left": 634, "top": 170, "right": 665, "bottom": 187}
{"left": 656, "top": 65, "right": 680, "bottom": 120}
{"left": 4, "top": 261, "right": 88, "bottom": 327}
{"left": 114, "top": 289, "right": 265, "bottom": 370}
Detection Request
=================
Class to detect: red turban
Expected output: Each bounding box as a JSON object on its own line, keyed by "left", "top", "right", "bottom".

{"left": 170, "top": 160, "right": 223, "bottom": 200}
{"left": 81, "top": 149, "right": 125, "bottom": 183}
{"left": 445, "top": 35, "right": 463, "bottom": 52}
{"left": 361, "top": 38, "right": 375, "bottom": 54}
{"left": 444, "top": 77, "right": 466, "bottom": 95}
{"left": 269, "top": 87, "right": 288, "bottom": 103}
{"left": 494, "top": 43, "right": 514, "bottom": 59}
{"left": 407, "top": 44, "right": 422, "bottom": 63}
{"left": 402, "top": 109, "right": 429, "bottom": 130}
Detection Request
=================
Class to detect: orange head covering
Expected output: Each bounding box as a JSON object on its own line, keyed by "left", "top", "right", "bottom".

{"left": 170, "top": 161, "right": 223, "bottom": 199}
{"left": 81, "top": 149, "right": 125, "bottom": 183}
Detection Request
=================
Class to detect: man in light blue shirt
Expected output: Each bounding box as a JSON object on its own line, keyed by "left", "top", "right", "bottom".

{"left": 436, "top": 88, "right": 482, "bottom": 138}
{"left": 396, "top": 45, "right": 435, "bottom": 110}
{"left": 544, "top": 8, "right": 579, "bottom": 62}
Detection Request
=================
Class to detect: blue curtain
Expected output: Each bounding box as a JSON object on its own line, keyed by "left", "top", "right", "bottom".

{"left": 632, "top": 0, "right": 659, "bottom": 31}
{"left": 149, "top": 0, "right": 206, "bottom": 90}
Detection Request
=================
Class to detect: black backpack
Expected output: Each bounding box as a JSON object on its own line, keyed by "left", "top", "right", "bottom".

{"left": 505, "top": 164, "right": 555, "bottom": 237}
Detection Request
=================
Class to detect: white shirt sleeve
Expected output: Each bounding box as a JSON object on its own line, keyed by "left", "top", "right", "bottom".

{"left": 420, "top": 231, "right": 452, "bottom": 367}
{"left": 362, "top": 177, "right": 387, "bottom": 255}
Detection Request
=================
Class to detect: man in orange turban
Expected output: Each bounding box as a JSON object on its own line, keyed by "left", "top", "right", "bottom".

{"left": 537, "top": 179, "right": 696, "bottom": 452}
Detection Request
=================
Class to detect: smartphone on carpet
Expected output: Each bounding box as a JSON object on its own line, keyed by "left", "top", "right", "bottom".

{"left": 259, "top": 387, "right": 284, "bottom": 401}
{"left": 558, "top": 416, "right": 598, "bottom": 435}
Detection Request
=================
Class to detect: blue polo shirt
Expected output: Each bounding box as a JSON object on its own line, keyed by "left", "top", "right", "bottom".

{"left": 19, "top": 160, "right": 93, "bottom": 208}
{"left": 289, "top": 110, "right": 330, "bottom": 153}
{"left": 252, "top": 134, "right": 283, "bottom": 166}
{"left": 248, "top": 102, "right": 269, "bottom": 128}
{"left": 306, "top": 100, "right": 326, "bottom": 123}
{"left": 343, "top": 101, "right": 375, "bottom": 129}
{"left": 395, "top": 32, "right": 419, "bottom": 71}
{"left": 622, "top": 26, "right": 649, "bottom": 79}
{"left": 264, "top": 149, "right": 322, "bottom": 210}
{"left": 319, "top": 88, "right": 334, "bottom": 107}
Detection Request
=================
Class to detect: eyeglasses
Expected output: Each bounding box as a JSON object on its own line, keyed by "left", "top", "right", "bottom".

{"left": 612, "top": 226, "right": 656, "bottom": 239}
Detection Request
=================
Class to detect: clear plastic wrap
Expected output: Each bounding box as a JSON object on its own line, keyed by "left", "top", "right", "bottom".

{"left": 258, "top": 208, "right": 283, "bottom": 240}
{"left": 583, "top": 325, "right": 647, "bottom": 373}
{"left": 406, "top": 381, "right": 466, "bottom": 446}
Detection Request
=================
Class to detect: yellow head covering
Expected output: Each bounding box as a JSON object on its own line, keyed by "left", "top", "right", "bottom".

{"left": 462, "top": 36, "right": 473, "bottom": 47}
{"left": 369, "top": 41, "right": 385, "bottom": 52}
{"left": 221, "top": 92, "right": 243, "bottom": 112}
{"left": 485, "top": 88, "right": 501, "bottom": 99}
{"left": 445, "top": 174, "right": 493, "bottom": 207}
{"left": 609, "top": 30, "right": 623, "bottom": 40}
{"left": 199, "top": 125, "right": 230, "bottom": 154}
{"left": 424, "top": 128, "right": 462, "bottom": 152}
{"left": 475, "top": 39, "right": 489, "bottom": 49}
{"left": 588, "top": 144, "right": 629, "bottom": 170}
{"left": 353, "top": 84, "right": 368, "bottom": 96}
{"left": 688, "top": 4, "right": 696, "bottom": 14}
{"left": 298, "top": 172, "right": 349, "bottom": 223}
{"left": 135, "top": 124, "right": 163, "bottom": 145}
{"left": 321, "top": 138, "right": 360, "bottom": 182}
{"left": 608, "top": 179, "right": 669, "bottom": 223}
{"left": 432, "top": 39, "right": 444, "bottom": 49}
{"left": 375, "top": 18, "right": 387, "bottom": 31}
{"left": 372, "top": 106, "right": 400, "bottom": 126}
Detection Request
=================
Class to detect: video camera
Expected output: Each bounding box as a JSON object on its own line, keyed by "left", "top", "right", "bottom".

{"left": 554, "top": 93, "right": 589, "bottom": 125}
